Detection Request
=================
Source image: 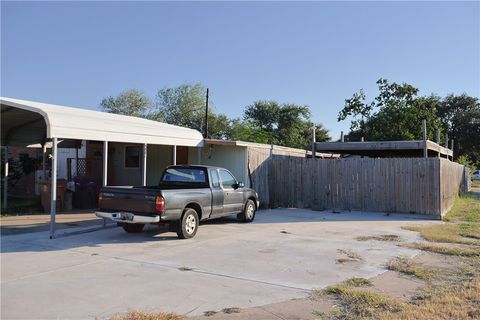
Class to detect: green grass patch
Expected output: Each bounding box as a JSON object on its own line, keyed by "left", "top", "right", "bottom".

{"left": 443, "top": 195, "right": 480, "bottom": 223}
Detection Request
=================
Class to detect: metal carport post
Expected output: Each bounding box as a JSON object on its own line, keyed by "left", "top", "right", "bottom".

{"left": 49, "top": 137, "right": 58, "bottom": 239}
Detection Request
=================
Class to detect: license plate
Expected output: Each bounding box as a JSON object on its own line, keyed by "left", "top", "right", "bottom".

{"left": 120, "top": 212, "right": 134, "bottom": 221}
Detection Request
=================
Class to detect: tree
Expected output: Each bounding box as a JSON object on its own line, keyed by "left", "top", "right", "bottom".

{"left": 152, "top": 83, "right": 206, "bottom": 131}
{"left": 151, "top": 83, "right": 231, "bottom": 139}
{"left": 100, "top": 89, "right": 152, "bottom": 117}
{"left": 338, "top": 79, "right": 443, "bottom": 141}
{"left": 244, "top": 101, "right": 330, "bottom": 148}
{"left": 437, "top": 94, "right": 480, "bottom": 166}
{"left": 226, "top": 119, "right": 271, "bottom": 144}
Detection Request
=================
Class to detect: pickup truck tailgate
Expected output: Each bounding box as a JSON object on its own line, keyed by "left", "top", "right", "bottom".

{"left": 100, "top": 187, "right": 158, "bottom": 214}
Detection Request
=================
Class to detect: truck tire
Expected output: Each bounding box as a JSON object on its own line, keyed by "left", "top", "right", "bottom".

{"left": 238, "top": 199, "right": 256, "bottom": 222}
{"left": 177, "top": 208, "right": 199, "bottom": 239}
{"left": 122, "top": 223, "right": 145, "bottom": 233}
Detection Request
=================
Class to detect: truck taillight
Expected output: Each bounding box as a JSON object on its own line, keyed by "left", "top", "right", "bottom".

{"left": 155, "top": 195, "right": 165, "bottom": 212}
{"left": 98, "top": 192, "right": 103, "bottom": 208}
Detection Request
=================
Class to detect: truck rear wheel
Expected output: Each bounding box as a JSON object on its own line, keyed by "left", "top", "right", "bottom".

{"left": 238, "top": 199, "right": 256, "bottom": 222}
{"left": 122, "top": 223, "right": 145, "bottom": 233}
{"left": 177, "top": 208, "right": 199, "bottom": 239}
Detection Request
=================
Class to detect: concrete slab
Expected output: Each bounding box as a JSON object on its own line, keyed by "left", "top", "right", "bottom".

{"left": 1, "top": 209, "right": 437, "bottom": 319}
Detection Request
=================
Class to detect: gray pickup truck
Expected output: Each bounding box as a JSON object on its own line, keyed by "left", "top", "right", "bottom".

{"left": 96, "top": 165, "right": 259, "bottom": 239}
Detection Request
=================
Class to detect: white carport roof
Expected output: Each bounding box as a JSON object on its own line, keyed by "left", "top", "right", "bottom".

{"left": 1, "top": 97, "right": 204, "bottom": 147}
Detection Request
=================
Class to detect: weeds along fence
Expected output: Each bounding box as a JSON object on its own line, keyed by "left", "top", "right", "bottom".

{"left": 264, "top": 157, "right": 468, "bottom": 218}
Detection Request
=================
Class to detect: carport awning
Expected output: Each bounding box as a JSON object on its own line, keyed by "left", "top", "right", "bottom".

{"left": 1, "top": 97, "right": 204, "bottom": 147}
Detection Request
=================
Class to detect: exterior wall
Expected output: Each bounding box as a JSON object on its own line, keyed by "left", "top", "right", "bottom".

{"left": 146, "top": 145, "right": 173, "bottom": 185}
{"left": 190, "top": 145, "right": 249, "bottom": 186}
{"left": 108, "top": 142, "right": 142, "bottom": 186}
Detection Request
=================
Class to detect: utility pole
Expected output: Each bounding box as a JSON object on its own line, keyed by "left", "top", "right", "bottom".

{"left": 204, "top": 88, "right": 209, "bottom": 139}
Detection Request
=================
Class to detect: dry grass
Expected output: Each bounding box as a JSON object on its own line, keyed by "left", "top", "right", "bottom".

{"left": 222, "top": 307, "right": 241, "bottom": 314}
{"left": 320, "top": 273, "right": 480, "bottom": 320}
{"left": 203, "top": 311, "right": 217, "bottom": 317}
{"left": 317, "top": 195, "right": 480, "bottom": 319}
{"left": 386, "top": 256, "right": 435, "bottom": 280}
{"left": 110, "top": 311, "right": 183, "bottom": 320}
{"left": 322, "top": 285, "right": 406, "bottom": 319}
{"left": 355, "top": 234, "right": 401, "bottom": 242}
{"left": 385, "top": 277, "right": 480, "bottom": 320}
{"left": 337, "top": 249, "right": 363, "bottom": 261}
{"left": 406, "top": 242, "right": 480, "bottom": 257}
{"left": 415, "top": 224, "right": 478, "bottom": 245}
{"left": 343, "top": 277, "right": 373, "bottom": 287}
{"left": 402, "top": 195, "right": 480, "bottom": 246}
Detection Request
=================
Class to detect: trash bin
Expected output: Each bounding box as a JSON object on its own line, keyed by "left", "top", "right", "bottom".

{"left": 39, "top": 179, "right": 68, "bottom": 213}
{"left": 73, "top": 177, "right": 98, "bottom": 209}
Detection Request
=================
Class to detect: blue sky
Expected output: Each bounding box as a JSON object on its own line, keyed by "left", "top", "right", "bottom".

{"left": 2, "top": 1, "right": 479, "bottom": 139}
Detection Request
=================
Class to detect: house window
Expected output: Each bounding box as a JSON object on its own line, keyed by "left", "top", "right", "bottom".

{"left": 125, "top": 146, "right": 141, "bottom": 168}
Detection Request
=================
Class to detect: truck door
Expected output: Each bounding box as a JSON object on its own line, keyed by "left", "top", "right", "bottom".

{"left": 209, "top": 169, "right": 224, "bottom": 217}
{"left": 219, "top": 169, "right": 243, "bottom": 214}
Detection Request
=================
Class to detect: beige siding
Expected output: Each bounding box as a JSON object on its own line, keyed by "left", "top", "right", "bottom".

{"left": 146, "top": 145, "right": 173, "bottom": 185}
{"left": 191, "top": 145, "right": 248, "bottom": 186}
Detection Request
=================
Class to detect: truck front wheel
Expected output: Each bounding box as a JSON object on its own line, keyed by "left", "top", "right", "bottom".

{"left": 177, "top": 208, "right": 199, "bottom": 239}
{"left": 122, "top": 223, "right": 145, "bottom": 233}
{"left": 238, "top": 199, "right": 256, "bottom": 222}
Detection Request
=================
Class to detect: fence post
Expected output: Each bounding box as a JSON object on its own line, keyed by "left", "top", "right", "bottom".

{"left": 422, "top": 119, "right": 427, "bottom": 158}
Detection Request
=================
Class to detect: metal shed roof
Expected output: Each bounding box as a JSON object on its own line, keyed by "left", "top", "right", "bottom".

{"left": 1, "top": 97, "right": 204, "bottom": 147}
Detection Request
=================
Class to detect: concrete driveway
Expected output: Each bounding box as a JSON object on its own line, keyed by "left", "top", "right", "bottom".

{"left": 1, "top": 209, "right": 436, "bottom": 319}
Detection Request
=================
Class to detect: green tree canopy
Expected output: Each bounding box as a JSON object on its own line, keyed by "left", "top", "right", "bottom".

{"left": 100, "top": 84, "right": 332, "bottom": 150}
{"left": 338, "top": 79, "right": 442, "bottom": 141}
{"left": 244, "top": 101, "right": 330, "bottom": 148}
{"left": 100, "top": 89, "right": 152, "bottom": 117}
{"left": 437, "top": 94, "right": 480, "bottom": 166}
{"left": 338, "top": 79, "right": 480, "bottom": 167}
{"left": 151, "top": 83, "right": 231, "bottom": 139}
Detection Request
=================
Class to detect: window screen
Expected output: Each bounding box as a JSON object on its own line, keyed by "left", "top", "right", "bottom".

{"left": 125, "top": 146, "right": 141, "bottom": 168}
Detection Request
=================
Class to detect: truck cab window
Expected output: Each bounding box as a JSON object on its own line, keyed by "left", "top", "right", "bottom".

{"left": 210, "top": 169, "right": 220, "bottom": 188}
{"left": 219, "top": 170, "right": 236, "bottom": 189}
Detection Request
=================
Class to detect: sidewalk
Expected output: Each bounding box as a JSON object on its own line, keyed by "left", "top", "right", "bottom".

{"left": 0, "top": 212, "right": 102, "bottom": 236}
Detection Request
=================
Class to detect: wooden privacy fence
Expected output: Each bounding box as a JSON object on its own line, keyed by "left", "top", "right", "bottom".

{"left": 264, "top": 157, "right": 467, "bottom": 218}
